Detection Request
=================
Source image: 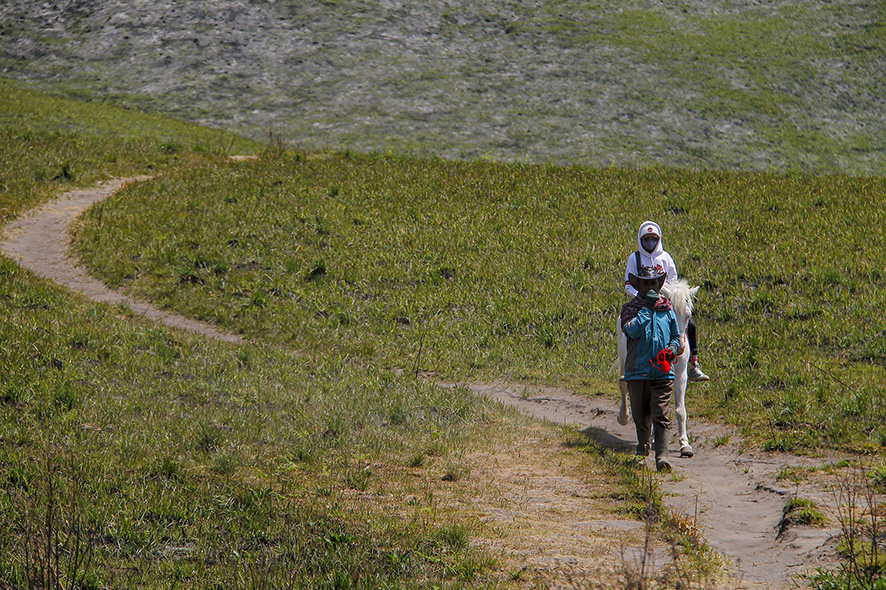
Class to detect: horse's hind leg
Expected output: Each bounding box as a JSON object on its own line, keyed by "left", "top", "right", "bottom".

{"left": 616, "top": 320, "right": 630, "bottom": 426}
{"left": 618, "top": 379, "right": 630, "bottom": 426}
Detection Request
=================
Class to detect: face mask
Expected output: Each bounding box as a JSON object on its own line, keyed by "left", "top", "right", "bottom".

{"left": 641, "top": 237, "right": 659, "bottom": 253}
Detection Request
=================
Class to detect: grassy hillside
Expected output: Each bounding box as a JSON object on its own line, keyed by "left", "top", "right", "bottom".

{"left": 3, "top": 84, "right": 632, "bottom": 589}
{"left": 75, "top": 150, "right": 886, "bottom": 454}
{"left": 3, "top": 73, "right": 885, "bottom": 589}
{"left": 0, "top": 78, "right": 260, "bottom": 224}
{"left": 1, "top": 1, "right": 884, "bottom": 174}
{"left": 0, "top": 260, "right": 513, "bottom": 588}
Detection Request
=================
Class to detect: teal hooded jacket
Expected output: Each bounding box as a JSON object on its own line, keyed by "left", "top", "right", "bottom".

{"left": 622, "top": 303, "right": 681, "bottom": 381}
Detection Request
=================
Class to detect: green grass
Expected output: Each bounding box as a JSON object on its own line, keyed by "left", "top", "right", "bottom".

{"left": 871, "top": 463, "right": 886, "bottom": 493}
{"left": 75, "top": 150, "right": 886, "bottom": 452}
{"left": 0, "top": 84, "right": 542, "bottom": 589}
{"left": 0, "top": 270, "right": 499, "bottom": 587}
{"left": 3, "top": 73, "right": 886, "bottom": 587}
{"left": 0, "top": 78, "right": 260, "bottom": 224}
{"left": 782, "top": 498, "right": 827, "bottom": 528}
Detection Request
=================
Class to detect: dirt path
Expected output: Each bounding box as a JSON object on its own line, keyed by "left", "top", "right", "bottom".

{"left": 0, "top": 176, "right": 243, "bottom": 344}
{"left": 0, "top": 178, "right": 849, "bottom": 588}
{"left": 456, "top": 380, "right": 845, "bottom": 588}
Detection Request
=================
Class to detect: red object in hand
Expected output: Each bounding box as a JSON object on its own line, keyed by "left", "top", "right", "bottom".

{"left": 650, "top": 349, "right": 676, "bottom": 373}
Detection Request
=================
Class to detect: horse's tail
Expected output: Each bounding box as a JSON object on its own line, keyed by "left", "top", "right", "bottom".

{"left": 613, "top": 315, "right": 626, "bottom": 377}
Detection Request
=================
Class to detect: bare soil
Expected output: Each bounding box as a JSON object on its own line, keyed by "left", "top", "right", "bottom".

{"left": 0, "top": 177, "right": 858, "bottom": 589}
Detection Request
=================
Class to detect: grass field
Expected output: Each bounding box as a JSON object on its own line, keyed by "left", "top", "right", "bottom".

{"left": 75, "top": 150, "right": 886, "bottom": 454}
{"left": 0, "top": 78, "right": 259, "bottom": 225}
{"left": 2, "top": 75, "right": 886, "bottom": 587}
{"left": 2, "top": 82, "right": 578, "bottom": 589}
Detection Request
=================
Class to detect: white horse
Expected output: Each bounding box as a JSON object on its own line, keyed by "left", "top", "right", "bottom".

{"left": 616, "top": 279, "right": 699, "bottom": 458}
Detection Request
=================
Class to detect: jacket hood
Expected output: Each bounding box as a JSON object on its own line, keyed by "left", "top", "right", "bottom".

{"left": 637, "top": 221, "right": 663, "bottom": 256}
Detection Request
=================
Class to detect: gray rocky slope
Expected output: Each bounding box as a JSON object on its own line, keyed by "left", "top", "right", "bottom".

{"left": 1, "top": 0, "right": 884, "bottom": 174}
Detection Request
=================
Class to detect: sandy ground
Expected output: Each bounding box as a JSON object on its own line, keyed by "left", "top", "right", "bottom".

{"left": 0, "top": 177, "right": 856, "bottom": 589}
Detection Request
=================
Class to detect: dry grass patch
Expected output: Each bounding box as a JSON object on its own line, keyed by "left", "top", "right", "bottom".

{"left": 337, "top": 413, "right": 654, "bottom": 587}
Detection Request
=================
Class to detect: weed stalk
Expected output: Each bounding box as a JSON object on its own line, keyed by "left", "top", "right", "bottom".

{"left": 19, "top": 451, "right": 96, "bottom": 590}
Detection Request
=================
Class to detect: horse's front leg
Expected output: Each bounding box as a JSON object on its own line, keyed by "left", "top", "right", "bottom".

{"left": 673, "top": 355, "right": 693, "bottom": 457}
{"left": 674, "top": 349, "right": 695, "bottom": 457}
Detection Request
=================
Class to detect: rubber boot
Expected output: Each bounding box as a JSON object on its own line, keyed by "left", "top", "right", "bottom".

{"left": 653, "top": 425, "right": 672, "bottom": 473}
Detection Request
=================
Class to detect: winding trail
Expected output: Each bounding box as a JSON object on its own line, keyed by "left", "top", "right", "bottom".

{"left": 0, "top": 177, "right": 851, "bottom": 588}
{"left": 0, "top": 176, "right": 242, "bottom": 344}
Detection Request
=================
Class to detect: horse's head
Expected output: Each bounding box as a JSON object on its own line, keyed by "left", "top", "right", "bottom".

{"left": 661, "top": 279, "right": 699, "bottom": 322}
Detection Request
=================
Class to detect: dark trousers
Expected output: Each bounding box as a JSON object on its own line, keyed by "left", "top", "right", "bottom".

{"left": 627, "top": 379, "right": 673, "bottom": 455}
{"left": 687, "top": 318, "right": 698, "bottom": 356}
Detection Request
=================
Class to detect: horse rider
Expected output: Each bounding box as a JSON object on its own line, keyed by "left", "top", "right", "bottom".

{"left": 624, "top": 220, "right": 710, "bottom": 382}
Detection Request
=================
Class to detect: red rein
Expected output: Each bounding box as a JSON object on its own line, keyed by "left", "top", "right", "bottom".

{"left": 650, "top": 349, "right": 676, "bottom": 373}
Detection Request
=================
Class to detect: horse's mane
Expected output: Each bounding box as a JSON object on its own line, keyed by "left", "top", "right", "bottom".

{"left": 662, "top": 279, "right": 696, "bottom": 320}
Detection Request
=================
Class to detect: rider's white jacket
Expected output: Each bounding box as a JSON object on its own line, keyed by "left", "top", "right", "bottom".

{"left": 624, "top": 220, "right": 678, "bottom": 297}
